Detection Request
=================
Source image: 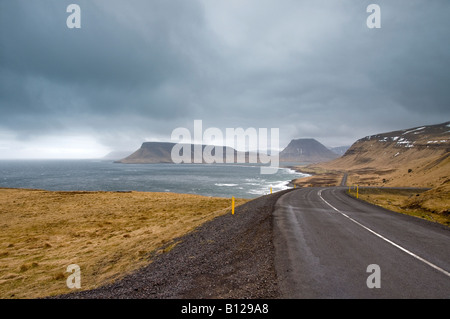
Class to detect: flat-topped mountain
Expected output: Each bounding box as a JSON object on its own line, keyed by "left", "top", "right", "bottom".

{"left": 117, "top": 138, "right": 342, "bottom": 164}
{"left": 279, "top": 138, "right": 339, "bottom": 163}
{"left": 115, "top": 142, "right": 258, "bottom": 164}
{"left": 116, "top": 142, "right": 176, "bottom": 164}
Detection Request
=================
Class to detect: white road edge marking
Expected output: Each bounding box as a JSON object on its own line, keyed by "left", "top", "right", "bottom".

{"left": 317, "top": 189, "right": 450, "bottom": 278}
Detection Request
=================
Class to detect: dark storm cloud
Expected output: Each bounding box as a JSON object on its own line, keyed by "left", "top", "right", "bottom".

{"left": 0, "top": 0, "right": 211, "bottom": 134}
{"left": 0, "top": 0, "right": 449, "bottom": 157}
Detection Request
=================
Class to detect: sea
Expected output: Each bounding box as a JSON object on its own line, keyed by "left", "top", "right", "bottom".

{"left": 0, "top": 160, "right": 308, "bottom": 199}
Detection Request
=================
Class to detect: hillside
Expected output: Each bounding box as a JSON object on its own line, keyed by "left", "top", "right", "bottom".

{"left": 315, "top": 121, "right": 450, "bottom": 188}
{"left": 294, "top": 122, "right": 450, "bottom": 216}
{"left": 279, "top": 138, "right": 339, "bottom": 163}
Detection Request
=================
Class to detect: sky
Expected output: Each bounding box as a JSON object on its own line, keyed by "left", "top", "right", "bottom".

{"left": 0, "top": 0, "right": 449, "bottom": 159}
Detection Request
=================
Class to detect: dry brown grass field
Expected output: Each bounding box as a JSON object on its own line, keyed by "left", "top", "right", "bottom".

{"left": 0, "top": 188, "right": 248, "bottom": 299}
{"left": 347, "top": 186, "right": 450, "bottom": 226}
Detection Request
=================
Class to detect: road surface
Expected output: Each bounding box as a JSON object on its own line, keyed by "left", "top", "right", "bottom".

{"left": 273, "top": 187, "right": 450, "bottom": 298}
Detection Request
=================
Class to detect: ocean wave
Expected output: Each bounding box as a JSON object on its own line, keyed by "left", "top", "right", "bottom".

{"left": 280, "top": 167, "right": 310, "bottom": 177}
{"left": 214, "top": 183, "right": 239, "bottom": 187}
{"left": 270, "top": 180, "right": 290, "bottom": 189}
{"left": 247, "top": 189, "right": 268, "bottom": 195}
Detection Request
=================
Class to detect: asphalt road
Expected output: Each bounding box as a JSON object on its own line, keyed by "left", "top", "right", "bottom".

{"left": 273, "top": 187, "right": 450, "bottom": 298}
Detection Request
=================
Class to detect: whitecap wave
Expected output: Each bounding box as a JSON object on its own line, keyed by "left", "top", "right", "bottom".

{"left": 214, "top": 183, "right": 239, "bottom": 187}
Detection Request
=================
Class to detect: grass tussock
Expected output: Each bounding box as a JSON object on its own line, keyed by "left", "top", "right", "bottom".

{"left": 0, "top": 188, "right": 248, "bottom": 299}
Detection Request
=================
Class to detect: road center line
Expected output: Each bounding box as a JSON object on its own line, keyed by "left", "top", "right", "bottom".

{"left": 317, "top": 189, "right": 450, "bottom": 278}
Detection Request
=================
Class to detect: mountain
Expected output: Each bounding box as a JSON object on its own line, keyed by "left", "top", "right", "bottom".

{"left": 329, "top": 145, "right": 351, "bottom": 156}
{"left": 115, "top": 142, "right": 259, "bottom": 164}
{"left": 309, "top": 121, "right": 450, "bottom": 188}
{"left": 116, "top": 142, "right": 176, "bottom": 163}
{"left": 279, "top": 138, "right": 339, "bottom": 163}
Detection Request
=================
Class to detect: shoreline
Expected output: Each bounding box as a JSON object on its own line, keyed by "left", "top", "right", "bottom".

{"left": 282, "top": 164, "right": 314, "bottom": 187}
{"left": 0, "top": 161, "right": 301, "bottom": 200}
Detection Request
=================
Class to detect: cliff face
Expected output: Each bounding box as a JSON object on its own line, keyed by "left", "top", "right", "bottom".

{"left": 279, "top": 138, "right": 339, "bottom": 163}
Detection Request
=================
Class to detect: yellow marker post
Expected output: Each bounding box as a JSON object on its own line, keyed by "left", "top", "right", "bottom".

{"left": 232, "top": 196, "right": 235, "bottom": 215}
{"left": 356, "top": 185, "right": 359, "bottom": 199}
{"left": 270, "top": 187, "right": 272, "bottom": 194}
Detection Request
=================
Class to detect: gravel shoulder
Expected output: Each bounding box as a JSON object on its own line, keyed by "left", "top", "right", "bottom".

{"left": 54, "top": 190, "right": 292, "bottom": 299}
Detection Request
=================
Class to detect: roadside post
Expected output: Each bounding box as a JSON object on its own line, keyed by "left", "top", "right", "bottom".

{"left": 232, "top": 196, "right": 235, "bottom": 215}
